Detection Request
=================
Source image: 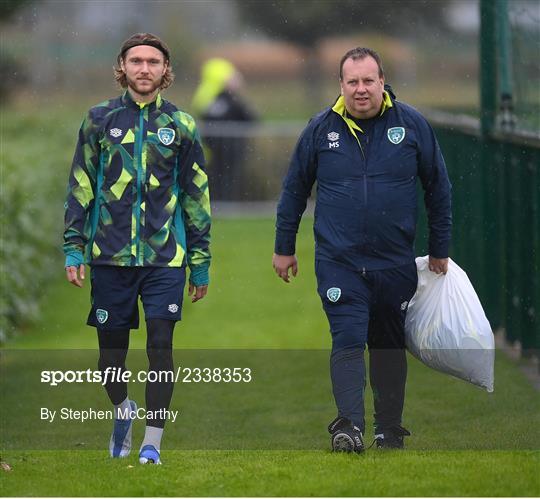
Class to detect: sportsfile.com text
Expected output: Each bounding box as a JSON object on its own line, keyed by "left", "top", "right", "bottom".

{"left": 40, "top": 367, "right": 253, "bottom": 386}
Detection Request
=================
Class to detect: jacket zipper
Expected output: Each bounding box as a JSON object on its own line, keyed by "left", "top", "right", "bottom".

{"left": 351, "top": 131, "right": 368, "bottom": 206}
{"left": 363, "top": 135, "right": 368, "bottom": 206}
{"left": 363, "top": 174, "right": 367, "bottom": 206}
{"left": 349, "top": 125, "right": 368, "bottom": 273}
{"left": 135, "top": 108, "right": 145, "bottom": 266}
{"left": 89, "top": 152, "right": 105, "bottom": 260}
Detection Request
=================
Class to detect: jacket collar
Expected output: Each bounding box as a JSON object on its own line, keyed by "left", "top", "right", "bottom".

{"left": 331, "top": 91, "right": 393, "bottom": 134}
{"left": 121, "top": 90, "right": 163, "bottom": 111}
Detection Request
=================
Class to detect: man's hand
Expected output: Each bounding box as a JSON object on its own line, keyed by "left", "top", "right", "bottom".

{"left": 272, "top": 253, "right": 298, "bottom": 283}
{"left": 188, "top": 283, "right": 208, "bottom": 303}
{"left": 66, "top": 265, "right": 85, "bottom": 287}
{"left": 429, "top": 256, "right": 448, "bottom": 275}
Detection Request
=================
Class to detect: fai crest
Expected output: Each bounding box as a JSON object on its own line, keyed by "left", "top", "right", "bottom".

{"left": 96, "top": 308, "right": 108, "bottom": 324}
{"left": 158, "top": 127, "right": 175, "bottom": 146}
{"left": 387, "top": 127, "right": 405, "bottom": 145}
{"left": 326, "top": 287, "right": 341, "bottom": 303}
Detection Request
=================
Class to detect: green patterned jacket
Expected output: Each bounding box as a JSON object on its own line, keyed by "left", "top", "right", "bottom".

{"left": 63, "top": 91, "right": 211, "bottom": 285}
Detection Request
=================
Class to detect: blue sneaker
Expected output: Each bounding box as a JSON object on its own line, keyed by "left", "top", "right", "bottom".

{"left": 139, "top": 444, "right": 161, "bottom": 465}
{"left": 109, "top": 400, "right": 137, "bottom": 458}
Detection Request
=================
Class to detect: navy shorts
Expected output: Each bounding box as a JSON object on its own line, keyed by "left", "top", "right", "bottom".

{"left": 87, "top": 266, "right": 186, "bottom": 330}
{"left": 315, "top": 260, "right": 418, "bottom": 352}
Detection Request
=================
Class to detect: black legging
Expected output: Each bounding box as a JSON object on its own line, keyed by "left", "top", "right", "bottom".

{"left": 97, "top": 319, "right": 175, "bottom": 428}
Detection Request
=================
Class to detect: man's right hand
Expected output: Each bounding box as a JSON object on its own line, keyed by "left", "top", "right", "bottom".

{"left": 66, "top": 265, "right": 85, "bottom": 288}
{"left": 272, "top": 253, "right": 298, "bottom": 283}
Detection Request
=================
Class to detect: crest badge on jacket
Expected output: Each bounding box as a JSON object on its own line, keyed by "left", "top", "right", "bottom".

{"left": 387, "top": 127, "right": 405, "bottom": 145}
{"left": 158, "top": 127, "right": 175, "bottom": 146}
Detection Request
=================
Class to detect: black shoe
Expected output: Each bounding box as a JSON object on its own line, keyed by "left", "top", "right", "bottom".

{"left": 374, "top": 425, "right": 411, "bottom": 449}
{"left": 328, "top": 417, "right": 364, "bottom": 453}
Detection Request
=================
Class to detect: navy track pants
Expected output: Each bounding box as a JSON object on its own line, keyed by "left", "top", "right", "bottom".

{"left": 316, "top": 259, "right": 418, "bottom": 433}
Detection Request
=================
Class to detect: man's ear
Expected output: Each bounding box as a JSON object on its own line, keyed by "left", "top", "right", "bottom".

{"left": 120, "top": 58, "right": 126, "bottom": 73}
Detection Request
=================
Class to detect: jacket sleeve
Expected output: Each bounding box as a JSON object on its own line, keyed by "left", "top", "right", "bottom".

{"left": 274, "top": 122, "right": 318, "bottom": 255}
{"left": 63, "top": 112, "right": 100, "bottom": 267}
{"left": 416, "top": 116, "right": 452, "bottom": 258}
{"left": 177, "top": 117, "right": 211, "bottom": 286}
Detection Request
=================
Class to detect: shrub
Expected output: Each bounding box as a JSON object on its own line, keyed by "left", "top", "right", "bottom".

{"left": 0, "top": 106, "right": 78, "bottom": 342}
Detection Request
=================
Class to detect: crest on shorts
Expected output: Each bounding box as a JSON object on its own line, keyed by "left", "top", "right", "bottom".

{"left": 387, "top": 127, "right": 405, "bottom": 145}
{"left": 158, "top": 127, "right": 175, "bottom": 146}
{"left": 96, "top": 308, "right": 108, "bottom": 324}
{"left": 326, "top": 287, "right": 341, "bottom": 303}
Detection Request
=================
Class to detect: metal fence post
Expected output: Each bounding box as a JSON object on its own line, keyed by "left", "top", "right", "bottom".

{"left": 480, "top": 0, "right": 497, "bottom": 137}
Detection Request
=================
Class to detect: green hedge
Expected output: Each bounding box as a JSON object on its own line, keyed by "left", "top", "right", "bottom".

{"left": 0, "top": 106, "right": 80, "bottom": 342}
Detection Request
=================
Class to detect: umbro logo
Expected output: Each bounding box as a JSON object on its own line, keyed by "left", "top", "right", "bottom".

{"left": 328, "top": 131, "right": 340, "bottom": 149}
{"left": 327, "top": 131, "right": 339, "bottom": 141}
{"left": 109, "top": 128, "right": 123, "bottom": 138}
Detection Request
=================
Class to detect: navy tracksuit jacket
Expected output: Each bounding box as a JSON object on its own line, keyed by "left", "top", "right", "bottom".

{"left": 275, "top": 92, "right": 452, "bottom": 270}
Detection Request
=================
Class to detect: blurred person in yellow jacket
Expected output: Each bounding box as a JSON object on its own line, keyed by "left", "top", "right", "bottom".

{"left": 192, "top": 58, "right": 257, "bottom": 200}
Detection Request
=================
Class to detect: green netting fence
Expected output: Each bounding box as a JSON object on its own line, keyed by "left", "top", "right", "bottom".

{"left": 414, "top": 0, "right": 540, "bottom": 363}
{"left": 419, "top": 116, "right": 540, "bottom": 361}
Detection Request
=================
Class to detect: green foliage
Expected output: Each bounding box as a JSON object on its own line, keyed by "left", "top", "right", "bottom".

{"left": 0, "top": 52, "right": 27, "bottom": 104}
{"left": 0, "top": 106, "right": 79, "bottom": 342}
{"left": 0, "top": 0, "right": 32, "bottom": 21}
{"left": 0, "top": 1, "right": 33, "bottom": 102}
{"left": 0, "top": 0, "right": 33, "bottom": 104}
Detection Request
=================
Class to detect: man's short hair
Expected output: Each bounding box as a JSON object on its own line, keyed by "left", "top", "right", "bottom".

{"left": 339, "top": 47, "right": 384, "bottom": 80}
{"left": 114, "top": 33, "right": 174, "bottom": 90}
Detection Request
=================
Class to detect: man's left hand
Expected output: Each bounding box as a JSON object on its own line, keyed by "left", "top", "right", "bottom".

{"left": 188, "top": 283, "right": 208, "bottom": 303}
{"left": 429, "top": 256, "right": 448, "bottom": 275}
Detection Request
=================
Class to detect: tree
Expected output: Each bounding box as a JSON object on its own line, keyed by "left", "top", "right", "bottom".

{"left": 1, "top": 0, "right": 33, "bottom": 102}
{"left": 0, "top": 0, "right": 32, "bottom": 21}
{"left": 239, "top": 0, "right": 450, "bottom": 46}
{"left": 238, "top": 0, "right": 449, "bottom": 108}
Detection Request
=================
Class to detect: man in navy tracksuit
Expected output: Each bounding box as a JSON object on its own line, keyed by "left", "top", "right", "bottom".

{"left": 273, "top": 48, "right": 451, "bottom": 452}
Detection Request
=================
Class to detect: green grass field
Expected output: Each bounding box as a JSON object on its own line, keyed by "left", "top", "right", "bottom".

{"left": 1, "top": 218, "right": 539, "bottom": 497}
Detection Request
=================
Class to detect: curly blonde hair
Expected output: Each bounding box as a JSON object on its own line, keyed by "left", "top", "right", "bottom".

{"left": 113, "top": 33, "right": 175, "bottom": 90}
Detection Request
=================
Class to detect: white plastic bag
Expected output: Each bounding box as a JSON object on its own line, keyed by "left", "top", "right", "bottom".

{"left": 405, "top": 256, "right": 495, "bottom": 392}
